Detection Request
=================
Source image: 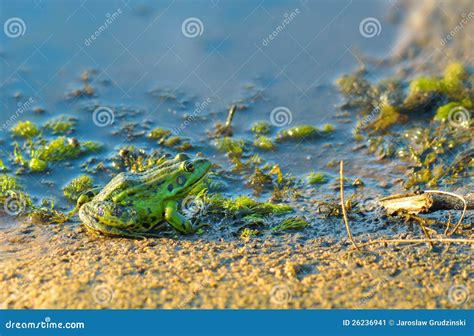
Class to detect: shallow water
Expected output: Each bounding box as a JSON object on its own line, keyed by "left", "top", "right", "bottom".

{"left": 0, "top": 0, "right": 401, "bottom": 204}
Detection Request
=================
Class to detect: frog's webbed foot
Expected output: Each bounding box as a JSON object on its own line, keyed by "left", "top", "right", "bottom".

{"left": 164, "top": 201, "right": 194, "bottom": 234}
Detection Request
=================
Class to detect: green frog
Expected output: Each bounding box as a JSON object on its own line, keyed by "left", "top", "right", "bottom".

{"left": 77, "top": 154, "right": 211, "bottom": 238}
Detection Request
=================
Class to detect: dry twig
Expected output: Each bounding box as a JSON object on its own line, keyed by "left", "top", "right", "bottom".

{"left": 340, "top": 161, "right": 358, "bottom": 250}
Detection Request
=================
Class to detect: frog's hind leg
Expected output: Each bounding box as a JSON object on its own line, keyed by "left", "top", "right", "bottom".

{"left": 69, "top": 188, "right": 102, "bottom": 216}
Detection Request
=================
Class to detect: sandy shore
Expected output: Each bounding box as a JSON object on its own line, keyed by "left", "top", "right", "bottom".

{"left": 1, "top": 218, "right": 472, "bottom": 309}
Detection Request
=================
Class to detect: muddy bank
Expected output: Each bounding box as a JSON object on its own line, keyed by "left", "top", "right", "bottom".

{"left": 1, "top": 221, "right": 471, "bottom": 309}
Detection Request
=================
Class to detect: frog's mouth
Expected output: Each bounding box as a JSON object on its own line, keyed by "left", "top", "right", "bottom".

{"left": 78, "top": 204, "right": 102, "bottom": 230}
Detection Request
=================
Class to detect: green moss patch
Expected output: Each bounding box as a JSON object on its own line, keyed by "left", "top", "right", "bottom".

{"left": 63, "top": 175, "right": 94, "bottom": 202}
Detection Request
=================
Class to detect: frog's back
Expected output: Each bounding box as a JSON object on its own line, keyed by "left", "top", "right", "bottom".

{"left": 94, "top": 155, "right": 186, "bottom": 202}
{"left": 94, "top": 172, "right": 135, "bottom": 201}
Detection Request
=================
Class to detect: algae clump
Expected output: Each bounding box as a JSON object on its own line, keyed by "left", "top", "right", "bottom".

{"left": 44, "top": 117, "right": 76, "bottom": 134}
{"left": 0, "top": 174, "right": 31, "bottom": 215}
{"left": 250, "top": 121, "right": 271, "bottom": 135}
{"left": 253, "top": 136, "right": 274, "bottom": 150}
{"left": 63, "top": 175, "right": 94, "bottom": 202}
{"left": 273, "top": 217, "right": 308, "bottom": 232}
{"left": 11, "top": 121, "right": 40, "bottom": 138}
{"left": 308, "top": 172, "right": 328, "bottom": 184}
{"left": 207, "top": 194, "right": 293, "bottom": 216}
{"left": 240, "top": 228, "right": 259, "bottom": 241}
{"left": 214, "top": 137, "right": 245, "bottom": 157}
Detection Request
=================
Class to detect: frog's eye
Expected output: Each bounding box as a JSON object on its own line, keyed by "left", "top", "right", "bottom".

{"left": 183, "top": 161, "right": 194, "bottom": 172}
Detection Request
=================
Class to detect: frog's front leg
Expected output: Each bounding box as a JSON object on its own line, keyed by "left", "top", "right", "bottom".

{"left": 77, "top": 188, "right": 102, "bottom": 207}
{"left": 164, "top": 200, "right": 194, "bottom": 234}
{"left": 69, "top": 187, "right": 102, "bottom": 216}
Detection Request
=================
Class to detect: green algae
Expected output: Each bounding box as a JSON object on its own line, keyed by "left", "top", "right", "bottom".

{"left": 276, "top": 125, "right": 319, "bottom": 142}
{"left": 434, "top": 100, "right": 472, "bottom": 121}
{"left": 240, "top": 228, "right": 259, "bottom": 241}
{"left": 276, "top": 124, "right": 334, "bottom": 142}
{"left": 273, "top": 216, "right": 308, "bottom": 232}
{"left": 148, "top": 128, "right": 172, "bottom": 141}
{"left": 28, "top": 157, "right": 48, "bottom": 172}
{"left": 242, "top": 213, "right": 267, "bottom": 225}
{"left": 0, "top": 174, "right": 31, "bottom": 215}
{"left": 0, "top": 159, "right": 6, "bottom": 172}
{"left": 29, "top": 199, "right": 68, "bottom": 224}
{"left": 277, "top": 125, "right": 318, "bottom": 141}
{"left": 370, "top": 103, "right": 407, "bottom": 131}
{"left": 308, "top": 172, "right": 328, "bottom": 184}
{"left": 321, "top": 123, "right": 335, "bottom": 133}
{"left": 81, "top": 141, "right": 103, "bottom": 153}
{"left": 206, "top": 194, "right": 293, "bottom": 216}
{"left": 0, "top": 174, "right": 20, "bottom": 192}
{"left": 338, "top": 62, "right": 472, "bottom": 190}
{"left": 38, "top": 137, "right": 81, "bottom": 161}
{"left": 11, "top": 121, "right": 40, "bottom": 138}
{"left": 253, "top": 135, "right": 274, "bottom": 150}
{"left": 8, "top": 118, "right": 102, "bottom": 174}
{"left": 44, "top": 117, "right": 76, "bottom": 134}
{"left": 148, "top": 128, "right": 192, "bottom": 151}
{"left": 63, "top": 175, "right": 94, "bottom": 202}
{"left": 250, "top": 121, "right": 271, "bottom": 135}
{"left": 214, "top": 137, "right": 245, "bottom": 157}
{"left": 407, "top": 63, "right": 473, "bottom": 118}
{"left": 408, "top": 63, "right": 468, "bottom": 99}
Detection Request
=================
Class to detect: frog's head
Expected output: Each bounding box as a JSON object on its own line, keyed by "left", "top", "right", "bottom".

{"left": 165, "top": 158, "right": 211, "bottom": 197}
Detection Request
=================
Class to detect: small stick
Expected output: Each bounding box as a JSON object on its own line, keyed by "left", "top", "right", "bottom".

{"left": 419, "top": 223, "right": 433, "bottom": 247}
{"left": 379, "top": 190, "right": 473, "bottom": 214}
{"left": 225, "top": 105, "right": 237, "bottom": 129}
{"left": 340, "top": 160, "right": 358, "bottom": 250}
{"left": 444, "top": 213, "right": 452, "bottom": 236}
{"left": 212, "top": 105, "right": 237, "bottom": 137}
{"left": 424, "top": 190, "right": 467, "bottom": 236}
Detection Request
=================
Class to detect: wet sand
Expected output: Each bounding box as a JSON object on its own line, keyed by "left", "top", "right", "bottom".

{"left": 1, "top": 187, "right": 472, "bottom": 309}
